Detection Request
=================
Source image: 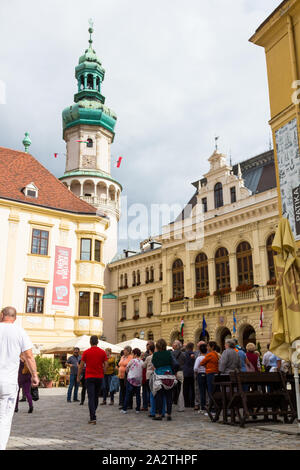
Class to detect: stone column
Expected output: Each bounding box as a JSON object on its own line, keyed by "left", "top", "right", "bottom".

{"left": 229, "top": 253, "right": 237, "bottom": 292}
{"left": 252, "top": 224, "right": 261, "bottom": 285}
{"left": 208, "top": 258, "right": 216, "bottom": 295}
{"left": 84, "top": 74, "right": 87, "bottom": 89}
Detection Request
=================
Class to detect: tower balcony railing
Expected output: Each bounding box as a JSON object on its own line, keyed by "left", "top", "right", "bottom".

{"left": 80, "top": 195, "right": 120, "bottom": 212}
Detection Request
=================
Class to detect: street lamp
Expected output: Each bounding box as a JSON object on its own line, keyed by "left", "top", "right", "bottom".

{"left": 183, "top": 297, "right": 191, "bottom": 312}
{"left": 253, "top": 285, "right": 261, "bottom": 302}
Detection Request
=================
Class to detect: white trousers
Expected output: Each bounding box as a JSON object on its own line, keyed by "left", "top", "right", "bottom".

{"left": 0, "top": 382, "right": 18, "bottom": 450}
{"left": 176, "top": 371, "right": 185, "bottom": 412}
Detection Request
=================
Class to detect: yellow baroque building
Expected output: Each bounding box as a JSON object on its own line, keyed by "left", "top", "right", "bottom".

{"left": 109, "top": 148, "right": 279, "bottom": 352}
{"left": 0, "top": 146, "right": 109, "bottom": 352}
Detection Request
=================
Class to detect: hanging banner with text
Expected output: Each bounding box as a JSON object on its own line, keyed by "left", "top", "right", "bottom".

{"left": 275, "top": 117, "right": 300, "bottom": 241}
{"left": 52, "top": 246, "right": 72, "bottom": 306}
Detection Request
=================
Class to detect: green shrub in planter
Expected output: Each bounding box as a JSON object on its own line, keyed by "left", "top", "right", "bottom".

{"left": 36, "top": 356, "right": 61, "bottom": 386}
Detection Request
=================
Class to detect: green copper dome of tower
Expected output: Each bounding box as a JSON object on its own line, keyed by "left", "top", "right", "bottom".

{"left": 62, "top": 20, "right": 117, "bottom": 137}
{"left": 60, "top": 20, "right": 122, "bottom": 265}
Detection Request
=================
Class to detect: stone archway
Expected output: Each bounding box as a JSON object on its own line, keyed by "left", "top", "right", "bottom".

{"left": 240, "top": 324, "right": 256, "bottom": 349}
{"left": 194, "top": 327, "right": 210, "bottom": 344}
{"left": 216, "top": 326, "right": 232, "bottom": 351}
{"left": 170, "top": 330, "right": 181, "bottom": 345}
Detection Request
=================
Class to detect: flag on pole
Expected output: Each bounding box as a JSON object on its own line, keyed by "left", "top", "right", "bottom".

{"left": 180, "top": 318, "right": 184, "bottom": 338}
{"left": 202, "top": 315, "right": 207, "bottom": 337}
{"left": 116, "top": 156, "right": 123, "bottom": 168}
{"left": 260, "top": 306, "right": 264, "bottom": 328}
{"left": 233, "top": 310, "right": 237, "bottom": 334}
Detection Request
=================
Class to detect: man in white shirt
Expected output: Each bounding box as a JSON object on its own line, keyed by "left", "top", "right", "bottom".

{"left": 0, "top": 306, "right": 39, "bottom": 450}
{"left": 262, "top": 344, "right": 273, "bottom": 372}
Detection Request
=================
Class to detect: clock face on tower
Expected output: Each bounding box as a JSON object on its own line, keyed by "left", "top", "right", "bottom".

{"left": 82, "top": 155, "right": 96, "bottom": 168}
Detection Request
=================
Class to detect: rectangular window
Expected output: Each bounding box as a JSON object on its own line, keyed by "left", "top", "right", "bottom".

{"left": 31, "top": 229, "right": 49, "bottom": 255}
{"left": 94, "top": 240, "right": 101, "bottom": 262}
{"left": 202, "top": 198, "right": 208, "bottom": 213}
{"left": 134, "top": 299, "right": 139, "bottom": 316}
{"left": 93, "top": 293, "right": 100, "bottom": 317}
{"left": 121, "top": 302, "right": 127, "bottom": 319}
{"left": 230, "top": 187, "right": 236, "bottom": 203}
{"left": 80, "top": 239, "right": 92, "bottom": 261}
{"left": 78, "top": 291, "right": 90, "bottom": 316}
{"left": 26, "top": 287, "right": 45, "bottom": 313}
{"left": 147, "top": 298, "right": 153, "bottom": 314}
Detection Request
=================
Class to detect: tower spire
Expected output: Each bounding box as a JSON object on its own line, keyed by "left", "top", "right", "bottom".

{"left": 88, "top": 18, "right": 94, "bottom": 48}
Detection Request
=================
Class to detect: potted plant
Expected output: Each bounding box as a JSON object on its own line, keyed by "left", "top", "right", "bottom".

{"left": 236, "top": 283, "right": 254, "bottom": 292}
{"left": 169, "top": 296, "right": 184, "bottom": 303}
{"left": 267, "top": 278, "right": 276, "bottom": 286}
{"left": 133, "top": 314, "right": 140, "bottom": 320}
{"left": 213, "top": 287, "right": 231, "bottom": 297}
{"left": 147, "top": 312, "right": 153, "bottom": 318}
{"left": 194, "top": 292, "right": 209, "bottom": 299}
{"left": 35, "top": 356, "right": 61, "bottom": 388}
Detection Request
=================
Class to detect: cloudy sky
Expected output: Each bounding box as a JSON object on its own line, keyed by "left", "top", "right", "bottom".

{"left": 0, "top": 0, "right": 280, "bottom": 252}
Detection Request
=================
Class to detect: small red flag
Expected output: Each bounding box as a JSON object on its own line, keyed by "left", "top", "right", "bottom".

{"left": 116, "top": 157, "right": 122, "bottom": 168}
{"left": 54, "top": 153, "right": 58, "bottom": 158}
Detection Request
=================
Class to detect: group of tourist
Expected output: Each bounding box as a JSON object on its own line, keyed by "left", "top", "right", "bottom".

{"left": 0, "top": 301, "right": 288, "bottom": 451}
{"left": 65, "top": 335, "right": 285, "bottom": 424}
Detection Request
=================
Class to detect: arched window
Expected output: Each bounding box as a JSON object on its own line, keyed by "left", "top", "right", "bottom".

{"left": 146, "top": 268, "right": 149, "bottom": 283}
{"left": 87, "top": 74, "right": 93, "bottom": 89}
{"left": 134, "top": 332, "right": 139, "bottom": 338}
{"left": 132, "top": 271, "right": 136, "bottom": 286}
{"left": 80, "top": 75, "right": 84, "bottom": 90}
{"left": 150, "top": 266, "right": 154, "bottom": 282}
{"left": 267, "top": 233, "right": 276, "bottom": 281}
{"left": 120, "top": 274, "right": 123, "bottom": 289}
{"left": 214, "top": 182, "right": 224, "bottom": 209}
{"left": 172, "top": 259, "right": 184, "bottom": 299}
{"left": 137, "top": 270, "right": 141, "bottom": 285}
{"left": 215, "top": 248, "right": 230, "bottom": 290}
{"left": 87, "top": 138, "right": 93, "bottom": 148}
{"left": 237, "top": 242, "right": 253, "bottom": 286}
{"left": 195, "top": 253, "right": 209, "bottom": 294}
{"left": 121, "top": 334, "right": 126, "bottom": 342}
{"left": 124, "top": 273, "right": 128, "bottom": 288}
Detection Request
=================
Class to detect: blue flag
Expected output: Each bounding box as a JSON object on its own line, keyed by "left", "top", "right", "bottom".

{"left": 202, "top": 315, "right": 207, "bottom": 336}
{"left": 233, "top": 310, "right": 237, "bottom": 334}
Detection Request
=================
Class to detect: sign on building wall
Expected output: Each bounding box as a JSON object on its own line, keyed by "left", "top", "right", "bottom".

{"left": 52, "top": 246, "right": 72, "bottom": 306}
{"left": 275, "top": 118, "right": 300, "bottom": 241}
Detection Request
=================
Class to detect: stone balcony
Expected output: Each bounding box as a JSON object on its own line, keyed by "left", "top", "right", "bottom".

{"left": 165, "top": 285, "right": 275, "bottom": 314}
{"left": 80, "top": 195, "right": 120, "bottom": 216}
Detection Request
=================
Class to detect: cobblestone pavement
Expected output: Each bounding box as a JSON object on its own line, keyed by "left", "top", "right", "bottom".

{"left": 6, "top": 388, "right": 299, "bottom": 450}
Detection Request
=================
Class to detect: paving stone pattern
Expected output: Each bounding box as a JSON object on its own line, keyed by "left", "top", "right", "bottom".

{"left": 7, "top": 388, "right": 300, "bottom": 450}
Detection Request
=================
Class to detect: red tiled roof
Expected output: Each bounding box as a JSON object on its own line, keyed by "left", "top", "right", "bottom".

{"left": 0, "top": 147, "right": 104, "bottom": 216}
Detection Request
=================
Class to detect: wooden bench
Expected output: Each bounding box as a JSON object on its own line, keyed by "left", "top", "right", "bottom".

{"left": 206, "top": 371, "right": 297, "bottom": 427}
{"left": 206, "top": 374, "right": 231, "bottom": 423}
{"left": 226, "top": 371, "right": 297, "bottom": 427}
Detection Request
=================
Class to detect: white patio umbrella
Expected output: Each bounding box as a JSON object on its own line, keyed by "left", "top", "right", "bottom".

{"left": 116, "top": 338, "right": 172, "bottom": 352}
{"left": 115, "top": 338, "right": 149, "bottom": 352}
{"left": 40, "top": 335, "right": 122, "bottom": 355}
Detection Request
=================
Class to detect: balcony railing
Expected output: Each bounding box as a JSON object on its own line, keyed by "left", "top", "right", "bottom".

{"left": 165, "top": 285, "right": 275, "bottom": 313}
{"left": 80, "top": 195, "right": 119, "bottom": 212}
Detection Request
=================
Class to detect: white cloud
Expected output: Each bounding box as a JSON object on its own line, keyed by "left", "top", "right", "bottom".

{"left": 0, "top": 0, "right": 280, "bottom": 251}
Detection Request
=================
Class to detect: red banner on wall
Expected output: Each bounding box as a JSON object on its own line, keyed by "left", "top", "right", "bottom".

{"left": 52, "top": 246, "right": 72, "bottom": 306}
